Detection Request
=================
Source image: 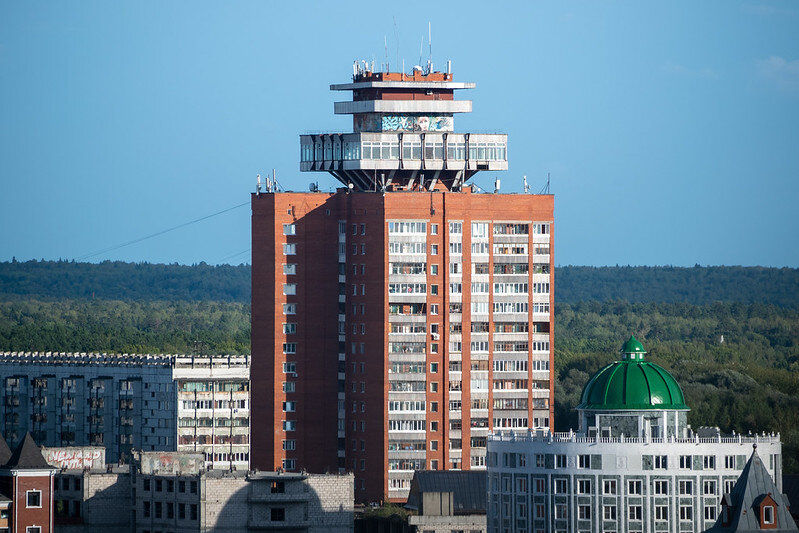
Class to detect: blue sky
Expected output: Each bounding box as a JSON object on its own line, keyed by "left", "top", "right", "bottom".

{"left": 1, "top": 1, "right": 797, "bottom": 267}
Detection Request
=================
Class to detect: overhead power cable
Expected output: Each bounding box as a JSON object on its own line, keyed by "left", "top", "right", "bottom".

{"left": 76, "top": 201, "right": 249, "bottom": 261}
{"left": 216, "top": 248, "right": 251, "bottom": 264}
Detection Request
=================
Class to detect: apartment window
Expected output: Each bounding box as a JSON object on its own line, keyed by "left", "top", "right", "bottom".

{"left": 282, "top": 440, "right": 296, "bottom": 451}
{"left": 603, "top": 505, "right": 617, "bottom": 520}
{"left": 556, "top": 455, "right": 567, "bottom": 468}
{"left": 431, "top": 223, "right": 438, "bottom": 235}
{"left": 26, "top": 490, "right": 42, "bottom": 508}
{"left": 703, "top": 479, "right": 717, "bottom": 495}
{"left": 603, "top": 479, "right": 617, "bottom": 495}
{"left": 430, "top": 244, "right": 438, "bottom": 255}
{"left": 628, "top": 480, "right": 642, "bottom": 494}
{"left": 655, "top": 505, "right": 668, "bottom": 521}
{"left": 654, "top": 480, "right": 668, "bottom": 495}
{"left": 654, "top": 455, "right": 668, "bottom": 469}
{"left": 629, "top": 505, "right": 643, "bottom": 521}
{"left": 705, "top": 505, "right": 718, "bottom": 521}
{"left": 555, "top": 503, "right": 567, "bottom": 519}
{"left": 578, "top": 504, "right": 591, "bottom": 520}
{"left": 430, "top": 363, "right": 438, "bottom": 373}
{"left": 360, "top": 223, "right": 366, "bottom": 235}
{"left": 282, "top": 401, "right": 296, "bottom": 412}
{"left": 271, "top": 508, "right": 286, "bottom": 521}
{"left": 430, "top": 421, "right": 438, "bottom": 431}
{"left": 282, "top": 283, "right": 296, "bottom": 295}
{"left": 430, "top": 304, "right": 439, "bottom": 315}
{"left": 578, "top": 454, "right": 590, "bottom": 469}
{"left": 554, "top": 479, "right": 568, "bottom": 493}
{"left": 430, "top": 264, "right": 438, "bottom": 275}
{"left": 679, "top": 480, "right": 693, "bottom": 495}
{"left": 283, "top": 243, "right": 296, "bottom": 255}
{"left": 282, "top": 459, "right": 296, "bottom": 470}
{"left": 360, "top": 244, "right": 366, "bottom": 255}
{"left": 282, "top": 420, "right": 296, "bottom": 431}
{"left": 679, "top": 505, "right": 693, "bottom": 521}
{"left": 190, "top": 503, "right": 198, "bottom": 520}
{"left": 680, "top": 455, "right": 692, "bottom": 469}
{"left": 143, "top": 501, "right": 151, "bottom": 517}
{"left": 282, "top": 381, "right": 295, "bottom": 392}
{"left": 283, "top": 264, "right": 296, "bottom": 275}
{"left": 283, "top": 323, "right": 297, "bottom": 334}
{"left": 577, "top": 479, "right": 591, "bottom": 494}
{"left": 283, "top": 303, "right": 296, "bottom": 314}
{"left": 26, "top": 528, "right": 41, "bottom": 533}
{"left": 283, "top": 344, "right": 296, "bottom": 354}
{"left": 283, "top": 223, "right": 296, "bottom": 235}
{"left": 703, "top": 455, "right": 716, "bottom": 469}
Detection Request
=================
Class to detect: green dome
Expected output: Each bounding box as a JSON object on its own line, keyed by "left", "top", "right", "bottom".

{"left": 577, "top": 336, "right": 689, "bottom": 411}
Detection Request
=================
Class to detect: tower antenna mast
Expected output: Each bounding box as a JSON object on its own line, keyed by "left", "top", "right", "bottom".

{"left": 428, "top": 22, "right": 433, "bottom": 73}
{"left": 393, "top": 16, "right": 400, "bottom": 74}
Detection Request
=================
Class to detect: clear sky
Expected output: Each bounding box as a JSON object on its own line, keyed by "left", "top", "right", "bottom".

{"left": 1, "top": 1, "right": 797, "bottom": 267}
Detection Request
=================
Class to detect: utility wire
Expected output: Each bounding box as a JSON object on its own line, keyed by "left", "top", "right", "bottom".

{"left": 76, "top": 202, "right": 249, "bottom": 261}
{"left": 216, "top": 248, "right": 251, "bottom": 264}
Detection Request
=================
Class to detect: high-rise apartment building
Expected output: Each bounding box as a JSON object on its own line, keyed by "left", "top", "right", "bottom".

{"left": 251, "top": 62, "right": 554, "bottom": 503}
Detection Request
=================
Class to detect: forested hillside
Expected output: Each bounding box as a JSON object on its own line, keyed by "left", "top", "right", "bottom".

{"left": 0, "top": 260, "right": 250, "bottom": 302}
{"left": 2, "top": 260, "right": 798, "bottom": 306}
{"left": 0, "top": 300, "right": 250, "bottom": 354}
{"left": 1, "top": 261, "right": 797, "bottom": 472}
{"left": 557, "top": 265, "right": 799, "bottom": 306}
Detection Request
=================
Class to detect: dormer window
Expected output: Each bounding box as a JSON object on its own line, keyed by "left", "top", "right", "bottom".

{"left": 763, "top": 505, "right": 774, "bottom": 525}
{"left": 758, "top": 493, "right": 778, "bottom": 529}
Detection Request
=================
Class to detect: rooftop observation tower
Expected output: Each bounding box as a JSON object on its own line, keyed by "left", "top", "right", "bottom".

{"left": 300, "top": 61, "right": 508, "bottom": 192}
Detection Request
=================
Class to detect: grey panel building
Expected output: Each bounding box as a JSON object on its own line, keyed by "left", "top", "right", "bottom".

{"left": 0, "top": 352, "right": 250, "bottom": 470}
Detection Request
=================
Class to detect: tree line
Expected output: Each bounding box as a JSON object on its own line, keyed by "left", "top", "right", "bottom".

{"left": 2, "top": 260, "right": 798, "bottom": 306}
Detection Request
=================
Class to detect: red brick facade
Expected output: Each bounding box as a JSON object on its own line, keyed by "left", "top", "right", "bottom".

{"left": 252, "top": 188, "right": 554, "bottom": 503}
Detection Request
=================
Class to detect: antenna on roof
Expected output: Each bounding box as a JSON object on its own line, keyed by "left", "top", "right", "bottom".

{"left": 393, "top": 17, "right": 400, "bottom": 74}
{"left": 384, "top": 35, "right": 388, "bottom": 72}
{"left": 428, "top": 21, "right": 433, "bottom": 74}
{"left": 256, "top": 174, "right": 262, "bottom": 195}
{"left": 419, "top": 36, "right": 424, "bottom": 71}
{"left": 523, "top": 175, "right": 529, "bottom": 193}
{"left": 539, "top": 172, "right": 551, "bottom": 195}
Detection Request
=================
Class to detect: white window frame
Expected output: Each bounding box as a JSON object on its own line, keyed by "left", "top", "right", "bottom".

{"left": 26, "top": 490, "right": 42, "bottom": 508}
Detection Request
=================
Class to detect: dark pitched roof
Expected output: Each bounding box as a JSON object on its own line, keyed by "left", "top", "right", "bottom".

{"left": 406, "top": 470, "right": 486, "bottom": 514}
{"left": 4, "top": 433, "right": 51, "bottom": 470}
{"left": 0, "top": 434, "right": 11, "bottom": 466}
{"left": 710, "top": 445, "right": 798, "bottom": 532}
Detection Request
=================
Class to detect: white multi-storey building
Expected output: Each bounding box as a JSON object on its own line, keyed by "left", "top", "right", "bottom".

{"left": 486, "top": 337, "right": 787, "bottom": 533}
{"left": 0, "top": 352, "right": 250, "bottom": 470}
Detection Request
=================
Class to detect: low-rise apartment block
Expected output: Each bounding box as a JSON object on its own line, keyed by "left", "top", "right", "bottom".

{"left": 0, "top": 352, "right": 250, "bottom": 470}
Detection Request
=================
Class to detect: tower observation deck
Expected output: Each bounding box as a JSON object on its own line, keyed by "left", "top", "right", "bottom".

{"left": 300, "top": 62, "right": 507, "bottom": 192}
